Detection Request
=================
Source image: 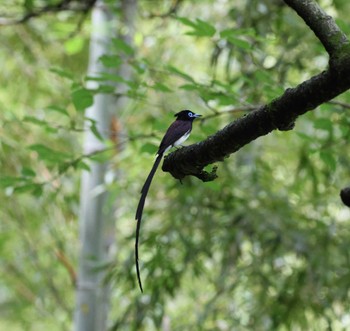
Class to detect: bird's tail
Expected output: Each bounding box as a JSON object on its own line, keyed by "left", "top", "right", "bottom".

{"left": 135, "top": 153, "right": 163, "bottom": 221}
{"left": 135, "top": 153, "right": 163, "bottom": 292}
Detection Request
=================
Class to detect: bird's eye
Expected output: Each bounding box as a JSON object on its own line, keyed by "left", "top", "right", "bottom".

{"left": 188, "top": 112, "right": 193, "bottom": 117}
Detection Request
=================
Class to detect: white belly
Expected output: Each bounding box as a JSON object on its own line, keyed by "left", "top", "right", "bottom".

{"left": 162, "top": 130, "right": 191, "bottom": 154}
{"left": 173, "top": 130, "right": 190, "bottom": 147}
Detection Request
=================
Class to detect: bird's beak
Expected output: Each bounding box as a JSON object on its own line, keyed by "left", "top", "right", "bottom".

{"left": 194, "top": 114, "right": 202, "bottom": 118}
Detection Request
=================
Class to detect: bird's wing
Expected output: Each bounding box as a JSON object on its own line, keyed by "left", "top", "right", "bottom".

{"left": 157, "top": 120, "right": 192, "bottom": 154}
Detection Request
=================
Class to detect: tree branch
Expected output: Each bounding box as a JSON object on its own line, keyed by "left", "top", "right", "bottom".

{"left": 0, "top": 0, "right": 96, "bottom": 26}
{"left": 162, "top": 0, "right": 350, "bottom": 181}
{"left": 284, "top": 0, "right": 348, "bottom": 61}
{"left": 144, "top": 0, "right": 183, "bottom": 19}
{"left": 340, "top": 187, "right": 350, "bottom": 207}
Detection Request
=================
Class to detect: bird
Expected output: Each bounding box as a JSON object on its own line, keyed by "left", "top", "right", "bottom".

{"left": 135, "top": 110, "right": 201, "bottom": 292}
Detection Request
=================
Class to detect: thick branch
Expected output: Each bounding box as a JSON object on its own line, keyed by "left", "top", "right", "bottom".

{"left": 284, "top": 0, "right": 348, "bottom": 59}
{"left": 340, "top": 187, "right": 350, "bottom": 207}
{"left": 162, "top": 0, "right": 350, "bottom": 181}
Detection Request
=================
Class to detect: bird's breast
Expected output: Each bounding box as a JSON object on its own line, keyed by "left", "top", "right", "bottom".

{"left": 173, "top": 129, "right": 191, "bottom": 147}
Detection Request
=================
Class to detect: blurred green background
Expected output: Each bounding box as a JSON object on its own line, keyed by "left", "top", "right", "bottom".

{"left": 1, "top": 0, "right": 350, "bottom": 330}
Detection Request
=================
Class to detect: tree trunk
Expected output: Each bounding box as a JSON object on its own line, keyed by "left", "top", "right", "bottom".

{"left": 74, "top": 0, "right": 137, "bottom": 329}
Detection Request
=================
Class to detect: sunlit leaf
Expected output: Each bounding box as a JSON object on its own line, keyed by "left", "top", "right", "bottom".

{"left": 64, "top": 37, "right": 85, "bottom": 55}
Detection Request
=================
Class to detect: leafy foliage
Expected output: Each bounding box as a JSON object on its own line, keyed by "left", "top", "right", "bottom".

{"left": 1, "top": 0, "right": 350, "bottom": 330}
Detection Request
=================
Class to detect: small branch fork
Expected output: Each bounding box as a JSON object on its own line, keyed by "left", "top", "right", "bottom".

{"left": 162, "top": 0, "right": 350, "bottom": 181}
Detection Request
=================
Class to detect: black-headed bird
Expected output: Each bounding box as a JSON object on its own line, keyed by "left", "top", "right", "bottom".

{"left": 135, "top": 110, "right": 201, "bottom": 292}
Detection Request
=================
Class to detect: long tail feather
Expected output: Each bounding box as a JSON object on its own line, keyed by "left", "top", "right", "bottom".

{"left": 135, "top": 153, "right": 163, "bottom": 292}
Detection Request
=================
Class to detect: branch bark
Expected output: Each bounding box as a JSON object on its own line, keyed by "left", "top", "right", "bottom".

{"left": 162, "top": 0, "right": 350, "bottom": 181}
{"left": 340, "top": 187, "right": 350, "bottom": 207}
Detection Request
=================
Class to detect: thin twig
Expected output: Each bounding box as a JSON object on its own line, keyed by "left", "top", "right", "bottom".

{"left": 0, "top": 0, "right": 96, "bottom": 26}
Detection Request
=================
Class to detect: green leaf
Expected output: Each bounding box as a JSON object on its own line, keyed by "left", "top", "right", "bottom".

{"left": 29, "top": 144, "right": 69, "bottom": 163}
{"left": 76, "top": 160, "right": 91, "bottom": 171}
{"left": 226, "top": 36, "right": 251, "bottom": 50}
{"left": 11, "top": 183, "right": 43, "bottom": 196}
{"left": 50, "top": 67, "right": 74, "bottom": 80}
{"left": 220, "top": 29, "right": 255, "bottom": 49}
{"left": 32, "top": 185, "right": 43, "bottom": 197}
{"left": 71, "top": 88, "right": 94, "bottom": 112}
{"left": 166, "top": 65, "right": 195, "bottom": 82}
{"left": 90, "top": 122, "right": 104, "bottom": 141}
{"left": 23, "top": 116, "right": 59, "bottom": 133}
{"left": 21, "top": 167, "right": 36, "bottom": 177}
{"left": 176, "top": 16, "right": 198, "bottom": 28}
{"left": 215, "top": 93, "right": 234, "bottom": 106}
{"left": 99, "top": 55, "right": 122, "bottom": 68}
{"left": 314, "top": 118, "right": 333, "bottom": 132}
{"left": 132, "top": 61, "right": 147, "bottom": 74}
{"left": 180, "top": 83, "right": 200, "bottom": 91}
{"left": 191, "top": 18, "right": 216, "bottom": 37}
{"left": 152, "top": 82, "right": 173, "bottom": 92}
{"left": 319, "top": 151, "right": 336, "bottom": 171}
{"left": 112, "top": 38, "right": 134, "bottom": 55}
{"left": 46, "top": 105, "right": 70, "bottom": 117}
{"left": 64, "top": 36, "right": 85, "bottom": 55}
{"left": 0, "top": 176, "right": 23, "bottom": 187}
{"left": 88, "top": 152, "right": 111, "bottom": 162}
{"left": 58, "top": 162, "right": 71, "bottom": 174}
{"left": 24, "top": 0, "right": 33, "bottom": 10}
{"left": 96, "top": 85, "right": 115, "bottom": 93}
{"left": 220, "top": 27, "right": 256, "bottom": 38}
{"left": 14, "top": 184, "right": 40, "bottom": 194}
{"left": 45, "top": 126, "right": 59, "bottom": 134}
{"left": 177, "top": 17, "right": 216, "bottom": 37}
{"left": 23, "top": 116, "right": 47, "bottom": 126}
{"left": 141, "top": 142, "right": 157, "bottom": 155}
{"left": 296, "top": 132, "right": 314, "bottom": 142}
{"left": 86, "top": 73, "right": 126, "bottom": 83}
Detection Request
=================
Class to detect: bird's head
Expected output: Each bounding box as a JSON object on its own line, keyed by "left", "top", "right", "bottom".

{"left": 174, "top": 110, "right": 201, "bottom": 121}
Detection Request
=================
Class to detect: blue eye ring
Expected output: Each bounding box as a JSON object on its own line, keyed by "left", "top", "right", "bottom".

{"left": 188, "top": 112, "right": 193, "bottom": 117}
